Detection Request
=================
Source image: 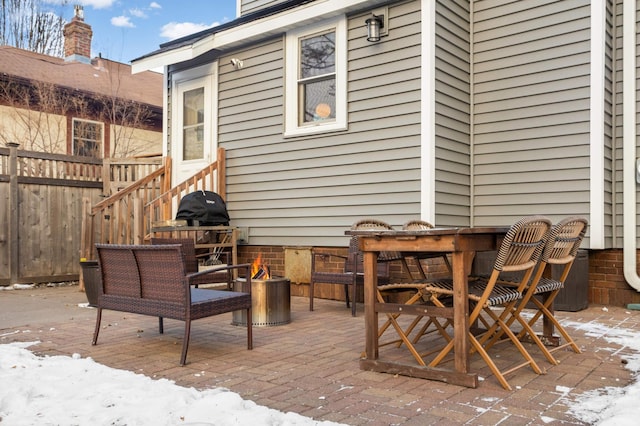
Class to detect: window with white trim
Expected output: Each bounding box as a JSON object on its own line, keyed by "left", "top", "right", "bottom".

{"left": 72, "top": 118, "right": 103, "bottom": 158}
{"left": 285, "top": 17, "right": 347, "bottom": 136}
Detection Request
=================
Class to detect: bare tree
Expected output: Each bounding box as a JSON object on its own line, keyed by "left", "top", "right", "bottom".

{"left": 94, "top": 59, "right": 159, "bottom": 158}
{"left": 0, "top": 73, "right": 160, "bottom": 157}
{"left": 0, "top": 77, "right": 89, "bottom": 152}
{"left": 0, "top": 0, "right": 69, "bottom": 57}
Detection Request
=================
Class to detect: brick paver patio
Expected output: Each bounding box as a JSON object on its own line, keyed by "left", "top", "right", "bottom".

{"left": 1, "top": 284, "right": 638, "bottom": 425}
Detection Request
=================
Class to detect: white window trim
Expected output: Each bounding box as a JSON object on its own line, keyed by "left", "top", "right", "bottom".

{"left": 284, "top": 16, "right": 347, "bottom": 137}
{"left": 171, "top": 64, "right": 216, "bottom": 163}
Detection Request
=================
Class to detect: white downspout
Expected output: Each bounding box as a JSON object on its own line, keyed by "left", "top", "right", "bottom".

{"left": 623, "top": 0, "right": 640, "bottom": 291}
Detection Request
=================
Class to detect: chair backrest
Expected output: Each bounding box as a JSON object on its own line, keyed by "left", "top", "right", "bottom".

{"left": 402, "top": 220, "right": 434, "bottom": 231}
{"left": 151, "top": 237, "right": 198, "bottom": 274}
{"left": 540, "top": 216, "right": 588, "bottom": 282}
{"left": 543, "top": 216, "right": 588, "bottom": 266}
{"left": 96, "top": 244, "right": 141, "bottom": 298}
{"left": 494, "top": 216, "right": 552, "bottom": 274}
{"left": 97, "top": 244, "right": 187, "bottom": 303}
{"left": 471, "top": 216, "right": 551, "bottom": 309}
{"left": 352, "top": 218, "right": 403, "bottom": 263}
{"left": 346, "top": 219, "right": 394, "bottom": 275}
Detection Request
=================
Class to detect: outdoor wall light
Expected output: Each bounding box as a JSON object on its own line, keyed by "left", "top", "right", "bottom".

{"left": 365, "top": 14, "right": 384, "bottom": 42}
{"left": 230, "top": 58, "right": 244, "bottom": 69}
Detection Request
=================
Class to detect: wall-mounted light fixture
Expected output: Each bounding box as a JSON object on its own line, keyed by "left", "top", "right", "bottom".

{"left": 365, "top": 14, "right": 384, "bottom": 42}
{"left": 365, "top": 8, "right": 389, "bottom": 42}
{"left": 230, "top": 58, "right": 244, "bottom": 69}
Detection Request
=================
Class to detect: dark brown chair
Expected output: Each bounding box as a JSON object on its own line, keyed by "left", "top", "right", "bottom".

{"left": 93, "top": 244, "right": 253, "bottom": 365}
{"left": 151, "top": 238, "right": 232, "bottom": 289}
{"left": 309, "top": 219, "right": 394, "bottom": 316}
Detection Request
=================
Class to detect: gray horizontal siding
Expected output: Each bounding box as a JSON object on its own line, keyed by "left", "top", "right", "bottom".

{"left": 218, "top": 1, "right": 423, "bottom": 246}
{"left": 435, "top": 0, "right": 471, "bottom": 227}
{"left": 472, "top": 0, "right": 591, "bottom": 227}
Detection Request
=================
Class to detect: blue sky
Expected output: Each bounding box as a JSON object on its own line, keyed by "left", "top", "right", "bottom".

{"left": 51, "top": 1, "right": 238, "bottom": 63}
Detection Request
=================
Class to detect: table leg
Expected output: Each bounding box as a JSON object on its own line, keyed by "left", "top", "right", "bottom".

{"left": 452, "top": 250, "right": 470, "bottom": 373}
{"left": 363, "top": 251, "right": 379, "bottom": 360}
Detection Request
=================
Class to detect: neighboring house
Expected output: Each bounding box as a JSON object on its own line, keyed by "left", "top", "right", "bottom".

{"left": 131, "top": 0, "right": 640, "bottom": 306}
{"left": 0, "top": 6, "right": 163, "bottom": 159}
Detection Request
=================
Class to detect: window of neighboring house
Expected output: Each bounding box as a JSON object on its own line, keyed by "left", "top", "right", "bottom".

{"left": 72, "top": 118, "right": 103, "bottom": 158}
{"left": 285, "top": 16, "right": 346, "bottom": 136}
{"left": 182, "top": 87, "right": 205, "bottom": 161}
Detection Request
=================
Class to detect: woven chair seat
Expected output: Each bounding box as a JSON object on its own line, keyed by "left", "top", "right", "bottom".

{"left": 533, "top": 277, "right": 564, "bottom": 294}
{"left": 421, "top": 279, "right": 521, "bottom": 306}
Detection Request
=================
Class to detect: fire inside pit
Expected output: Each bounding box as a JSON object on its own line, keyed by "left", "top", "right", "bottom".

{"left": 251, "top": 253, "right": 271, "bottom": 280}
{"left": 232, "top": 254, "right": 291, "bottom": 327}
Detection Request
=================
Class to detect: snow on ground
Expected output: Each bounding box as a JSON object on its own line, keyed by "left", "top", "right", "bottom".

{"left": 0, "top": 341, "right": 343, "bottom": 426}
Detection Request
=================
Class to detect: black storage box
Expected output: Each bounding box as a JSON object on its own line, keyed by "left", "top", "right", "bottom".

{"left": 471, "top": 249, "right": 589, "bottom": 312}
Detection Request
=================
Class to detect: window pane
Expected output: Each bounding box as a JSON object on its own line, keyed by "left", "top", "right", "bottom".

{"left": 302, "top": 78, "right": 336, "bottom": 123}
{"left": 300, "top": 31, "right": 335, "bottom": 79}
{"left": 183, "top": 126, "right": 204, "bottom": 160}
{"left": 183, "top": 88, "right": 204, "bottom": 160}
{"left": 73, "top": 119, "right": 102, "bottom": 158}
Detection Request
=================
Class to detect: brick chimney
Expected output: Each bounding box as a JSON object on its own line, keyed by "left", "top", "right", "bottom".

{"left": 63, "top": 5, "right": 92, "bottom": 63}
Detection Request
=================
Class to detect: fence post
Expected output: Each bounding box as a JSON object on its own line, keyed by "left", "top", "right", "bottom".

{"left": 7, "top": 142, "right": 19, "bottom": 285}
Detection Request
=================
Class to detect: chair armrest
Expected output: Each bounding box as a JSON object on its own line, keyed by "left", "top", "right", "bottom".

{"left": 312, "top": 251, "right": 348, "bottom": 261}
{"left": 187, "top": 263, "right": 251, "bottom": 283}
{"left": 195, "top": 250, "right": 231, "bottom": 264}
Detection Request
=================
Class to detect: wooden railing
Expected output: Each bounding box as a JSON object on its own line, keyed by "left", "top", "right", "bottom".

{"left": 144, "top": 147, "right": 226, "bottom": 236}
{"left": 102, "top": 156, "right": 163, "bottom": 195}
{"left": 81, "top": 147, "right": 226, "bottom": 261}
{"left": 80, "top": 157, "right": 171, "bottom": 260}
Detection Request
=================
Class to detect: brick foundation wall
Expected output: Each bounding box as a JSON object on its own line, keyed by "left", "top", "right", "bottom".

{"left": 589, "top": 249, "right": 640, "bottom": 306}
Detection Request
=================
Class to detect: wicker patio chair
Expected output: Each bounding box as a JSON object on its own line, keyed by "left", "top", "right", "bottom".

{"left": 309, "top": 218, "right": 396, "bottom": 317}
{"left": 422, "top": 216, "right": 552, "bottom": 390}
{"left": 93, "top": 244, "right": 253, "bottom": 365}
{"left": 151, "top": 237, "right": 232, "bottom": 289}
{"left": 512, "top": 216, "right": 588, "bottom": 361}
{"left": 375, "top": 220, "right": 450, "bottom": 350}
{"left": 401, "top": 219, "right": 452, "bottom": 278}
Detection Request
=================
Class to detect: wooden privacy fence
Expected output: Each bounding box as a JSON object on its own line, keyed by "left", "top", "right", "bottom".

{"left": 0, "top": 142, "right": 162, "bottom": 285}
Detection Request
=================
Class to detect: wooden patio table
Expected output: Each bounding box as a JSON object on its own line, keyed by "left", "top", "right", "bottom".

{"left": 347, "top": 226, "right": 509, "bottom": 388}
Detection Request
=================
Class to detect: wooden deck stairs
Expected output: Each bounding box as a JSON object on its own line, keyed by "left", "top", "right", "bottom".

{"left": 80, "top": 147, "right": 226, "bottom": 263}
